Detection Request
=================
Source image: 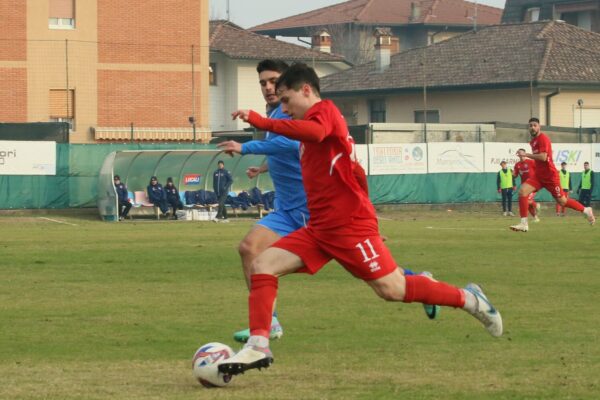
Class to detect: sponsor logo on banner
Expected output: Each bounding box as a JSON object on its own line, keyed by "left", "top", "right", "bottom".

{"left": 0, "top": 141, "right": 56, "bottom": 175}
{"left": 428, "top": 143, "right": 484, "bottom": 173}
{"left": 593, "top": 144, "right": 600, "bottom": 171}
{"left": 369, "top": 144, "right": 427, "bottom": 175}
{"left": 184, "top": 174, "right": 202, "bottom": 185}
{"left": 551, "top": 144, "right": 592, "bottom": 170}
{"left": 483, "top": 143, "right": 528, "bottom": 172}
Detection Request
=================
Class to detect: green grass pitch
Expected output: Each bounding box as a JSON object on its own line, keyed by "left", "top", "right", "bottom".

{"left": 1, "top": 208, "right": 599, "bottom": 399}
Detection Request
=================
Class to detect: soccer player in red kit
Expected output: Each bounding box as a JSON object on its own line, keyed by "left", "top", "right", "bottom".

{"left": 219, "top": 63, "right": 502, "bottom": 376}
{"left": 513, "top": 149, "right": 540, "bottom": 222}
{"left": 510, "top": 118, "right": 595, "bottom": 232}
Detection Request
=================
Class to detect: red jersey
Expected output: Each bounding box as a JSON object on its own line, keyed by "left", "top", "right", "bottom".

{"left": 529, "top": 132, "right": 557, "bottom": 180}
{"left": 247, "top": 100, "right": 377, "bottom": 232}
{"left": 513, "top": 159, "right": 535, "bottom": 183}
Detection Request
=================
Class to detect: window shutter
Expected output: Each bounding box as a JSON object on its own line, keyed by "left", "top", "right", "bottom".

{"left": 49, "top": 0, "right": 74, "bottom": 19}
{"left": 49, "top": 89, "right": 74, "bottom": 118}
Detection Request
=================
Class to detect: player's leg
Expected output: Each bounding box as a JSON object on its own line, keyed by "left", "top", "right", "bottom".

{"left": 528, "top": 193, "right": 540, "bottom": 222}
{"left": 550, "top": 181, "right": 594, "bottom": 224}
{"left": 234, "top": 224, "right": 282, "bottom": 343}
{"left": 511, "top": 182, "right": 537, "bottom": 232}
{"left": 220, "top": 228, "right": 330, "bottom": 375}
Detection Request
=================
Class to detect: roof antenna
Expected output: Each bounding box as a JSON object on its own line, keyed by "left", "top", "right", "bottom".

{"left": 226, "top": 0, "right": 230, "bottom": 22}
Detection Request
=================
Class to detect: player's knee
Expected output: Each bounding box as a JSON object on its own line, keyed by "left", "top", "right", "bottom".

{"left": 558, "top": 197, "right": 567, "bottom": 206}
{"left": 249, "top": 256, "right": 271, "bottom": 275}
{"left": 518, "top": 187, "right": 527, "bottom": 196}
{"left": 374, "top": 285, "right": 403, "bottom": 302}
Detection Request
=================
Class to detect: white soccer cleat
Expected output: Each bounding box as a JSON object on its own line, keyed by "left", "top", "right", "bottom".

{"left": 583, "top": 207, "right": 595, "bottom": 226}
{"left": 217, "top": 344, "right": 273, "bottom": 375}
{"left": 502, "top": 211, "right": 508, "bottom": 217}
{"left": 464, "top": 283, "right": 503, "bottom": 337}
{"left": 533, "top": 215, "right": 540, "bottom": 223}
{"left": 508, "top": 211, "right": 515, "bottom": 216}
{"left": 510, "top": 223, "right": 528, "bottom": 232}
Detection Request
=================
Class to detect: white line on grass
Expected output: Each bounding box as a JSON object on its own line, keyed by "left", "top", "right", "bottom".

{"left": 38, "top": 217, "right": 78, "bottom": 226}
{"left": 425, "top": 226, "right": 505, "bottom": 231}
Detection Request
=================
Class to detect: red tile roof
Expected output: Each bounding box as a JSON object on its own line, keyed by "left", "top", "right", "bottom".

{"left": 321, "top": 21, "right": 600, "bottom": 94}
{"left": 210, "top": 20, "right": 348, "bottom": 62}
{"left": 251, "top": 0, "right": 502, "bottom": 33}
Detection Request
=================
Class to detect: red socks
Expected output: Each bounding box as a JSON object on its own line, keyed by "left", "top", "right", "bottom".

{"left": 404, "top": 275, "right": 465, "bottom": 308}
{"left": 565, "top": 198, "right": 585, "bottom": 212}
{"left": 519, "top": 196, "right": 529, "bottom": 218}
{"left": 249, "top": 274, "right": 278, "bottom": 338}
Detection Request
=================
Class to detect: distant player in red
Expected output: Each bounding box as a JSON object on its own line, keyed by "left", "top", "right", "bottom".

{"left": 512, "top": 149, "right": 540, "bottom": 222}
{"left": 510, "top": 118, "right": 595, "bottom": 232}
{"left": 219, "top": 63, "right": 503, "bottom": 376}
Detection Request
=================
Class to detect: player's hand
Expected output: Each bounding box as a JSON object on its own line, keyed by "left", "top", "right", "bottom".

{"left": 231, "top": 110, "right": 250, "bottom": 122}
{"left": 513, "top": 187, "right": 517, "bottom": 191}
{"left": 497, "top": 189, "right": 501, "bottom": 193}
{"left": 246, "top": 166, "right": 261, "bottom": 179}
{"left": 217, "top": 140, "right": 242, "bottom": 156}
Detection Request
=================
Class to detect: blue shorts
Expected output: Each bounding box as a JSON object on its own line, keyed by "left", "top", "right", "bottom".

{"left": 257, "top": 207, "right": 309, "bottom": 237}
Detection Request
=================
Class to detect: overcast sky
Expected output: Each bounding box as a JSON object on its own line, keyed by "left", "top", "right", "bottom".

{"left": 210, "top": 0, "right": 507, "bottom": 29}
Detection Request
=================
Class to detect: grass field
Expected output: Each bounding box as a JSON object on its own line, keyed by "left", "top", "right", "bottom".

{"left": 1, "top": 207, "right": 599, "bottom": 399}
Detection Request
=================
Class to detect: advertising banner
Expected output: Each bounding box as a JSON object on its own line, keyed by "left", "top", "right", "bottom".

{"left": 368, "top": 143, "right": 427, "bottom": 175}
{"left": 593, "top": 144, "right": 600, "bottom": 172}
{"left": 483, "top": 142, "right": 529, "bottom": 172}
{"left": 0, "top": 140, "right": 56, "bottom": 175}
{"left": 551, "top": 143, "right": 592, "bottom": 170}
{"left": 354, "top": 144, "right": 369, "bottom": 171}
{"left": 427, "top": 142, "right": 484, "bottom": 173}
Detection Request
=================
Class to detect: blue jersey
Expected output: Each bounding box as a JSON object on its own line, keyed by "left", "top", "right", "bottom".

{"left": 241, "top": 104, "right": 307, "bottom": 212}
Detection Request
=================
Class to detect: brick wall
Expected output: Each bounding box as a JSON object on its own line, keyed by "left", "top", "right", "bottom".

{"left": 97, "top": 0, "right": 201, "bottom": 64}
{"left": 98, "top": 70, "right": 201, "bottom": 127}
{"left": 0, "top": 0, "right": 26, "bottom": 61}
{"left": 0, "top": 68, "right": 27, "bottom": 122}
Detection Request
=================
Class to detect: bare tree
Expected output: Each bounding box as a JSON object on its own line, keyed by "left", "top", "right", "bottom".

{"left": 308, "top": 24, "right": 375, "bottom": 65}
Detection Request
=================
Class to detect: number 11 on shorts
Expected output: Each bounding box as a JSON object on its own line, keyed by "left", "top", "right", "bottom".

{"left": 356, "top": 239, "right": 380, "bottom": 262}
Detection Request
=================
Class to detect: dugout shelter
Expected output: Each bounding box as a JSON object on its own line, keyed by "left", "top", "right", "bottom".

{"left": 97, "top": 150, "right": 273, "bottom": 221}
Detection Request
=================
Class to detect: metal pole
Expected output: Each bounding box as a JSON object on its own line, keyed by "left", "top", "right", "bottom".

{"left": 130, "top": 122, "right": 134, "bottom": 142}
{"left": 65, "top": 39, "right": 70, "bottom": 130}
{"left": 191, "top": 45, "right": 196, "bottom": 143}
{"left": 422, "top": 49, "right": 427, "bottom": 142}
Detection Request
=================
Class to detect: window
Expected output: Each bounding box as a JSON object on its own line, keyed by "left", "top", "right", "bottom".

{"left": 414, "top": 110, "right": 440, "bottom": 123}
{"left": 209, "top": 63, "right": 217, "bottom": 86}
{"left": 49, "top": 0, "right": 75, "bottom": 29}
{"left": 369, "top": 99, "right": 386, "bottom": 123}
{"left": 524, "top": 7, "right": 540, "bottom": 22}
{"left": 49, "top": 89, "right": 75, "bottom": 130}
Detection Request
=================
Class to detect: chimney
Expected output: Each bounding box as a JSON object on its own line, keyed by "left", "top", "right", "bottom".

{"left": 410, "top": 2, "right": 421, "bottom": 22}
{"left": 374, "top": 27, "right": 392, "bottom": 72}
{"left": 312, "top": 30, "right": 331, "bottom": 53}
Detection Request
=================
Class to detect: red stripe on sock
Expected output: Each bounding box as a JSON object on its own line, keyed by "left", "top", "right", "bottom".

{"left": 249, "top": 274, "right": 278, "bottom": 338}
{"left": 404, "top": 275, "right": 465, "bottom": 308}
{"left": 519, "top": 196, "right": 529, "bottom": 218}
{"left": 565, "top": 198, "right": 585, "bottom": 212}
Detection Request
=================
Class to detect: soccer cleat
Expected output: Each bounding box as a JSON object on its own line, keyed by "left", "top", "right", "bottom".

{"left": 420, "top": 271, "right": 440, "bottom": 320}
{"left": 510, "top": 223, "right": 528, "bottom": 232}
{"left": 233, "top": 316, "right": 283, "bottom": 343}
{"left": 218, "top": 344, "right": 273, "bottom": 375}
{"left": 508, "top": 211, "right": 515, "bottom": 216}
{"left": 464, "top": 283, "right": 503, "bottom": 337}
{"left": 533, "top": 215, "right": 540, "bottom": 223}
{"left": 502, "top": 211, "right": 508, "bottom": 217}
{"left": 583, "top": 207, "right": 595, "bottom": 226}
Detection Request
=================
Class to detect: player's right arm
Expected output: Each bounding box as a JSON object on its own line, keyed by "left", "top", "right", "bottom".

{"left": 241, "top": 135, "right": 300, "bottom": 155}
{"left": 233, "top": 110, "right": 329, "bottom": 143}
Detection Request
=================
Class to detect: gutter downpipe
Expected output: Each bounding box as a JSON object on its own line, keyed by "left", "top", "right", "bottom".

{"left": 545, "top": 88, "right": 560, "bottom": 126}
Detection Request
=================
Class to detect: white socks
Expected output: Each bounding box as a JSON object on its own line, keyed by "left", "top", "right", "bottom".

{"left": 462, "top": 289, "right": 478, "bottom": 313}
{"left": 246, "top": 335, "right": 269, "bottom": 349}
{"left": 521, "top": 217, "right": 528, "bottom": 225}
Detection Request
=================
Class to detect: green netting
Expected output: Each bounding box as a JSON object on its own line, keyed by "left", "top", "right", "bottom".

{"left": 1, "top": 143, "right": 598, "bottom": 212}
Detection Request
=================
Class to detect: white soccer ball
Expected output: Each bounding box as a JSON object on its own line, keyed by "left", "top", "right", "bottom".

{"left": 192, "top": 342, "right": 235, "bottom": 388}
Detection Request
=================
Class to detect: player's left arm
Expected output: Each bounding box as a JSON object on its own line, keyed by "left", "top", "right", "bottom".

{"left": 233, "top": 110, "right": 328, "bottom": 143}
{"left": 242, "top": 135, "right": 300, "bottom": 155}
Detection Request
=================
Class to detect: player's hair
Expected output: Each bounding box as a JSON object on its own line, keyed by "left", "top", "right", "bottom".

{"left": 517, "top": 148, "right": 526, "bottom": 152}
{"left": 528, "top": 117, "right": 540, "bottom": 124}
{"left": 275, "top": 62, "right": 320, "bottom": 96}
{"left": 500, "top": 161, "right": 507, "bottom": 165}
{"left": 256, "top": 60, "right": 289, "bottom": 74}
{"left": 561, "top": 162, "right": 567, "bottom": 166}
{"left": 584, "top": 161, "right": 590, "bottom": 165}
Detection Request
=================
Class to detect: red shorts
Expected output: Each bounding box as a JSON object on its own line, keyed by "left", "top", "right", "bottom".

{"left": 525, "top": 175, "right": 563, "bottom": 200}
{"left": 272, "top": 226, "right": 397, "bottom": 281}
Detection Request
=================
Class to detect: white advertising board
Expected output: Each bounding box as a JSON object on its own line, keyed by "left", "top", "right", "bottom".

{"left": 0, "top": 141, "right": 56, "bottom": 175}
{"left": 354, "top": 144, "right": 369, "bottom": 171}
{"left": 427, "top": 142, "right": 484, "bottom": 173}
{"left": 368, "top": 143, "right": 427, "bottom": 175}
{"left": 593, "top": 144, "right": 600, "bottom": 172}
{"left": 551, "top": 143, "right": 592, "bottom": 170}
{"left": 483, "top": 142, "right": 529, "bottom": 172}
